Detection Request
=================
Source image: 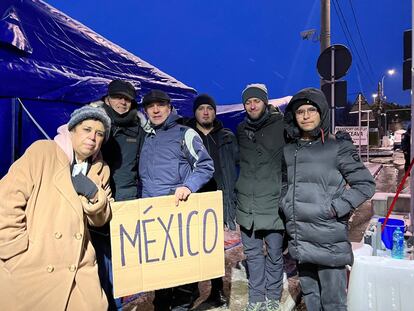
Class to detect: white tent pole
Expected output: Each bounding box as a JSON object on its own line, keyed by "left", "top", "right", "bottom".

{"left": 17, "top": 98, "right": 51, "bottom": 140}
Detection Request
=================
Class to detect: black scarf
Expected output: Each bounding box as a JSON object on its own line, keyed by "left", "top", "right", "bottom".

{"left": 246, "top": 105, "right": 271, "bottom": 129}
{"left": 102, "top": 104, "right": 138, "bottom": 127}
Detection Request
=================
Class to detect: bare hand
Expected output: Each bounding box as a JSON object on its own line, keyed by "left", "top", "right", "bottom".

{"left": 174, "top": 187, "right": 191, "bottom": 206}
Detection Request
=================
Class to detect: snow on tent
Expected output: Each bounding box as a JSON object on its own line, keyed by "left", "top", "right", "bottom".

{"left": 0, "top": 0, "right": 197, "bottom": 177}
{"left": 216, "top": 96, "right": 292, "bottom": 133}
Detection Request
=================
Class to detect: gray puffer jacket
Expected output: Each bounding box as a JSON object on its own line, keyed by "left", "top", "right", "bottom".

{"left": 281, "top": 88, "right": 376, "bottom": 267}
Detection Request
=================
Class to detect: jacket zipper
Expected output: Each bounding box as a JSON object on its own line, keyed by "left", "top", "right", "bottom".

{"left": 292, "top": 141, "right": 314, "bottom": 264}
{"left": 292, "top": 147, "right": 299, "bottom": 263}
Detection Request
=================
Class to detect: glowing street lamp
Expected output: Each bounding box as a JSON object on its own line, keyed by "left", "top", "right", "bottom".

{"left": 381, "top": 69, "right": 396, "bottom": 99}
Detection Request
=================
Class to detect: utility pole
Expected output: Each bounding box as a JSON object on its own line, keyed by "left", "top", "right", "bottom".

{"left": 358, "top": 93, "right": 362, "bottom": 159}
{"left": 320, "top": 0, "right": 330, "bottom": 53}
{"left": 320, "top": 0, "right": 331, "bottom": 126}
{"left": 410, "top": 0, "right": 414, "bottom": 234}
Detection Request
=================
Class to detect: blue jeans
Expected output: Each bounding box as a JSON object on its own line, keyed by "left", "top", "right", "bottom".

{"left": 240, "top": 226, "right": 284, "bottom": 303}
{"left": 90, "top": 229, "right": 123, "bottom": 311}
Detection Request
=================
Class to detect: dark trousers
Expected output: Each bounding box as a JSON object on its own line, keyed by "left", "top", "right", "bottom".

{"left": 211, "top": 277, "right": 223, "bottom": 293}
{"left": 404, "top": 152, "right": 411, "bottom": 172}
{"left": 153, "top": 282, "right": 199, "bottom": 311}
{"left": 90, "top": 230, "right": 123, "bottom": 311}
{"left": 240, "top": 227, "right": 284, "bottom": 303}
{"left": 298, "top": 263, "right": 347, "bottom": 311}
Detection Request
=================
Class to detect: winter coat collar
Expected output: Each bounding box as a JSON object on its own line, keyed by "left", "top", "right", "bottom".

{"left": 148, "top": 108, "right": 182, "bottom": 135}
{"left": 242, "top": 105, "right": 283, "bottom": 132}
{"left": 186, "top": 118, "right": 224, "bottom": 135}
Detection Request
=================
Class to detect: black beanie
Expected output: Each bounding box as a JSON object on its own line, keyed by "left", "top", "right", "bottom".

{"left": 193, "top": 94, "right": 216, "bottom": 114}
{"left": 291, "top": 99, "right": 320, "bottom": 114}
{"left": 242, "top": 83, "right": 268, "bottom": 104}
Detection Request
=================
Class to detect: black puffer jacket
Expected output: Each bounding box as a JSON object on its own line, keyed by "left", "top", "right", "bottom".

{"left": 101, "top": 106, "right": 145, "bottom": 201}
{"left": 187, "top": 118, "right": 239, "bottom": 230}
{"left": 281, "top": 88, "right": 376, "bottom": 267}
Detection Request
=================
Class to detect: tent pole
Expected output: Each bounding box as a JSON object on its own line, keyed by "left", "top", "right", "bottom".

{"left": 11, "top": 98, "right": 16, "bottom": 163}
{"left": 11, "top": 98, "right": 21, "bottom": 162}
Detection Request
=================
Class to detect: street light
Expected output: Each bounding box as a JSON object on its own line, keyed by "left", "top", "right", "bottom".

{"left": 381, "top": 69, "right": 395, "bottom": 99}
{"left": 381, "top": 112, "right": 388, "bottom": 135}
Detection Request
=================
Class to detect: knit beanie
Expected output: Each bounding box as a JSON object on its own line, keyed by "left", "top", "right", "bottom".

{"left": 242, "top": 83, "right": 268, "bottom": 104}
{"left": 193, "top": 94, "right": 217, "bottom": 113}
{"left": 291, "top": 99, "right": 320, "bottom": 114}
{"left": 67, "top": 106, "right": 111, "bottom": 142}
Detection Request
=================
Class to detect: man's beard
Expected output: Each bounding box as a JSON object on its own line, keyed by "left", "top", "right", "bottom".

{"left": 199, "top": 121, "right": 214, "bottom": 129}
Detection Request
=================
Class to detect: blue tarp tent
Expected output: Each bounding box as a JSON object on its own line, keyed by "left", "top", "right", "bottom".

{"left": 0, "top": 0, "right": 198, "bottom": 177}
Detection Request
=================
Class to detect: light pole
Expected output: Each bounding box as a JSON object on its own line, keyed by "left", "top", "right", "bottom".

{"left": 381, "top": 112, "right": 388, "bottom": 135}
{"left": 381, "top": 69, "right": 395, "bottom": 99}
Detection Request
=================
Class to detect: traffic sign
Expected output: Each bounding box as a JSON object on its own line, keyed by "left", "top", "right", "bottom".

{"left": 317, "top": 44, "right": 352, "bottom": 80}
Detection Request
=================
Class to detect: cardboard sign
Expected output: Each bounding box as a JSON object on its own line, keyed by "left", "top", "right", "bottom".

{"left": 110, "top": 191, "right": 224, "bottom": 298}
{"left": 335, "top": 126, "right": 369, "bottom": 145}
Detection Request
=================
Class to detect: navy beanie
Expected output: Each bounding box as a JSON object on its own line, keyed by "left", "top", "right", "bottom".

{"left": 193, "top": 94, "right": 217, "bottom": 113}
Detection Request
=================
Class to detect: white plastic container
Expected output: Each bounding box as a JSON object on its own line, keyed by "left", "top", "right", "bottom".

{"left": 352, "top": 242, "right": 373, "bottom": 257}
{"left": 348, "top": 256, "right": 414, "bottom": 311}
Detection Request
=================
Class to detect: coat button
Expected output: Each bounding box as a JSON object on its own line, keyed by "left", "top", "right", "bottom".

{"left": 54, "top": 232, "right": 62, "bottom": 239}
{"left": 68, "top": 264, "right": 77, "bottom": 272}
{"left": 46, "top": 265, "right": 54, "bottom": 273}
{"left": 74, "top": 233, "right": 83, "bottom": 240}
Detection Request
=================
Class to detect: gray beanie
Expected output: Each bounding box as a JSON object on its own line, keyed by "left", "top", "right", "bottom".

{"left": 68, "top": 106, "right": 111, "bottom": 142}
{"left": 242, "top": 83, "right": 268, "bottom": 104}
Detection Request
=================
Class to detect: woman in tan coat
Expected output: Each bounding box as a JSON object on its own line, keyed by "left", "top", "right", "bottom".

{"left": 0, "top": 106, "right": 113, "bottom": 311}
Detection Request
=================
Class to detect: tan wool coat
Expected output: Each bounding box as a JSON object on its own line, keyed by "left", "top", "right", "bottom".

{"left": 0, "top": 140, "right": 112, "bottom": 311}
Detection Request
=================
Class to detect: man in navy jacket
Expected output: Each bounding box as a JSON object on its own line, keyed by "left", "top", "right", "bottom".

{"left": 139, "top": 89, "right": 214, "bottom": 311}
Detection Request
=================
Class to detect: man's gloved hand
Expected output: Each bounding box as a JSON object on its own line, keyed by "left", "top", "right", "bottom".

{"left": 71, "top": 173, "right": 98, "bottom": 200}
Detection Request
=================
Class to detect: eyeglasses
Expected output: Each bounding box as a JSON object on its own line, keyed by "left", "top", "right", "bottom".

{"left": 295, "top": 107, "right": 318, "bottom": 117}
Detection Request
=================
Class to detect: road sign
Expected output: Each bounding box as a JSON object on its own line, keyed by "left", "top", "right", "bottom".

{"left": 321, "top": 80, "right": 347, "bottom": 108}
{"left": 335, "top": 126, "right": 368, "bottom": 146}
{"left": 317, "top": 44, "right": 352, "bottom": 80}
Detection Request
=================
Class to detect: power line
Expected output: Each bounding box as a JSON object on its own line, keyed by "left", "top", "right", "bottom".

{"left": 331, "top": 0, "right": 366, "bottom": 95}
{"left": 332, "top": 0, "right": 375, "bottom": 87}
{"left": 348, "top": 0, "right": 375, "bottom": 78}
{"left": 333, "top": 0, "right": 373, "bottom": 83}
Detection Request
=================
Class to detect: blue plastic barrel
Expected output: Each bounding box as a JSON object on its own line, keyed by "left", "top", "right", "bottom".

{"left": 378, "top": 218, "right": 405, "bottom": 250}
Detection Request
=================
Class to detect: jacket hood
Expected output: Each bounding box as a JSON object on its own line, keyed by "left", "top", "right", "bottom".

{"left": 284, "top": 87, "right": 330, "bottom": 140}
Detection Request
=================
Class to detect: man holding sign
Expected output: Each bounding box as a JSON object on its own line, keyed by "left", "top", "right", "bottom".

{"left": 139, "top": 89, "right": 214, "bottom": 311}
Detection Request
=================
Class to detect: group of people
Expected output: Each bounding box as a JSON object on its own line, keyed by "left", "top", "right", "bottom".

{"left": 0, "top": 79, "right": 376, "bottom": 311}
